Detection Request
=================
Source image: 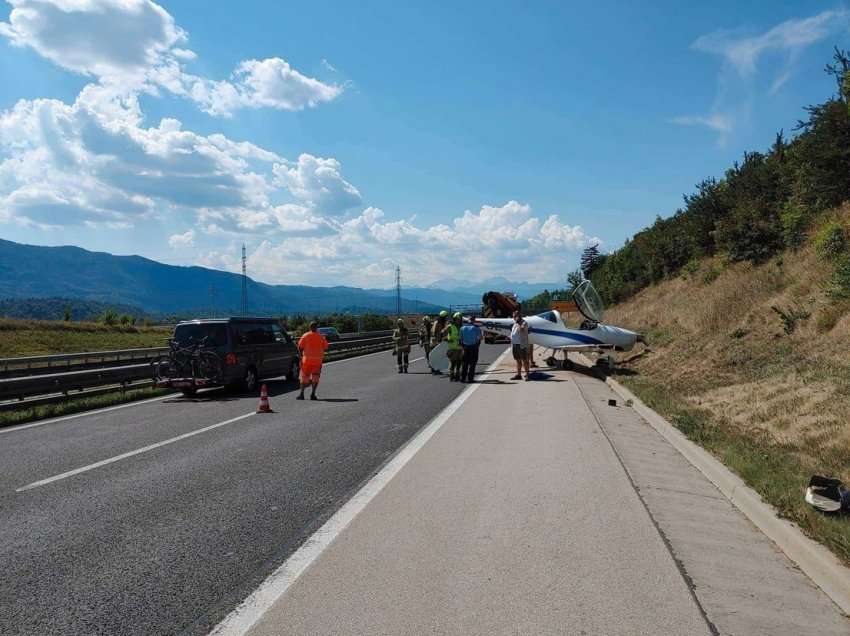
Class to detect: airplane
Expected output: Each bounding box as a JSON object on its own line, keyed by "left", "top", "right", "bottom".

{"left": 473, "top": 280, "right": 645, "bottom": 369}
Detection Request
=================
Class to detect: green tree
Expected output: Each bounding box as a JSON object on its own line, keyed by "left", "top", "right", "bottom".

{"left": 580, "top": 244, "right": 603, "bottom": 279}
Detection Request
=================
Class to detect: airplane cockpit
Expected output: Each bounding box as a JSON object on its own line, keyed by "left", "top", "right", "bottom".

{"left": 573, "top": 280, "right": 605, "bottom": 325}
{"left": 536, "top": 280, "right": 606, "bottom": 331}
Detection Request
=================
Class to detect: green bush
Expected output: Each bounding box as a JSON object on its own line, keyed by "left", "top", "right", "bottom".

{"left": 780, "top": 202, "right": 808, "bottom": 249}
{"left": 716, "top": 208, "right": 782, "bottom": 263}
{"left": 827, "top": 256, "right": 850, "bottom": 300}
{"left": 814, "top": 222, "right": 847, "bottom": 261}
{"left": 681, "top": 258, "right": 700, "bottom": 279}
{"left": 702, "top": 266, "right": 721, "bottom": 285}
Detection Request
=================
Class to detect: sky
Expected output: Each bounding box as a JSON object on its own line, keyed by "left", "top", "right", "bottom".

{"left": 0, "top": 1, "right": 849, "bottom": 289}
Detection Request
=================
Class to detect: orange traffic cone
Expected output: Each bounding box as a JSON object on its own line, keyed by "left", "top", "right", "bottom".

{"left": 257, "top": 384, "right": 273, "bottom": 413}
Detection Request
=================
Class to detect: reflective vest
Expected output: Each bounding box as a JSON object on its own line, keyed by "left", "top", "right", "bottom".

{"left": 393, "top": 327, "right": 411, "bottom": 353}
{"left": 445, "top": 324, "right": 461, "bottom": 350}
{"left": 431, "top": 320, "right": 445, "bottom": 346}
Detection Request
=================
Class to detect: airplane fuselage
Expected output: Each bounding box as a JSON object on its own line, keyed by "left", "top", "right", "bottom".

{"left": 476, "top": 313, "right": 639, "bottom": 352}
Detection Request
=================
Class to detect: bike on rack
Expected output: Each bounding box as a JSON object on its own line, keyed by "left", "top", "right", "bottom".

{"left": 152, "top": 336, "right": 223, "bottom": 396}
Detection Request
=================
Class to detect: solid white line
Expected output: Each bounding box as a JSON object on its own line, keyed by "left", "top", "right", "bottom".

{"left": 0, "top": 393, "right": 178, "bottom": 435}
{"left": 209, "top": 348, "right": 510, "bottom": 636}
{"left": 16, "top": 412, "right": 256, "bottom": 492}
{"left": 2, "top": 345, "right": 406, "bottom": 436}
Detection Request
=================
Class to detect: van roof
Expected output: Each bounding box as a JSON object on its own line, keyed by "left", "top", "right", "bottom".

{"left": 176, "top": 317, "right": 279, "bottom": 325}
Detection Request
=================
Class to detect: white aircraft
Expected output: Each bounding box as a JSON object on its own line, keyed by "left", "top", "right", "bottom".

{"left": 474, "top": 280, "right": 645, "bottom": 368}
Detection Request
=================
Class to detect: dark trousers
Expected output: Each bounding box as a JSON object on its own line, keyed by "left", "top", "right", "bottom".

{"left": 396, "top": 351, "right": 409, "bottom": 369}
{"left": 461, "top": 344, "right": 480, "bottom": 382}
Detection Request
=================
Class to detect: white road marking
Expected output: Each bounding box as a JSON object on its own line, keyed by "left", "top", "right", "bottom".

{"left": 0, "top": 393, "right": 178, "bottom": 435}
{"left": 209, "top": 348, "right": 510, "bottom": 636}
{"left": 2, "top": 345, "right": 406, "bottom": 436}
{"left": 11, "top": 346, "right": 435, "bottom": 489}
{"left": 15, "top": 412, "right": 256, "bottom": 492}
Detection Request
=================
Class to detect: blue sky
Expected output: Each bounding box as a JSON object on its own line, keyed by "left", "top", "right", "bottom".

{"left": 0, "top": 1, "right": 848, "bottom": 287}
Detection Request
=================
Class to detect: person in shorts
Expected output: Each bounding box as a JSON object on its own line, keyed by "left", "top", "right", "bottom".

{"left": 297, "top": 321, "right": 329, "bottom": 400}
{"left": 510, "top": 310, "right": 530, "bottom": 381}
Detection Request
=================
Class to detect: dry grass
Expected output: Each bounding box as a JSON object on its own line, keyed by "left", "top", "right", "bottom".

{"left": 605, "top": 205, "right": 850, "bottom": 562}
{"left": 0, "top": 318, "right": 171, "bottom": 357}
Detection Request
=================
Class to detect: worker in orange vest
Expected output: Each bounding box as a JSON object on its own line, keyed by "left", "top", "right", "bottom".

{"left": 297, "top": 321, "right": 328, "bottom": 400}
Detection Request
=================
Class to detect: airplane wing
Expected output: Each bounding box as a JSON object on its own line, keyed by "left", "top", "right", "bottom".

{"left": 544, "top": 343, "right": 616, "bottom": 352}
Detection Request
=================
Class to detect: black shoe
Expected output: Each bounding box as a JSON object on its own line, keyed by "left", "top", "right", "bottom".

{"left": 511, "top": 374, "right": 522, "bottom": 380}
{"left": 398, "top": 368, "right": 403, "bottom": 373}
{"left": 403, "top": 367, "right": 408, "bottom": 373}
{"left": 296, "top": 394, "right": 305, "bottom": 400}
{"left": 310, "top": 394, "right": 318, "bottom": 400}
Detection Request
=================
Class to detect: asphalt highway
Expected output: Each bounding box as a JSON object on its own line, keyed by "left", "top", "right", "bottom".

{"left": 0, "top": 344, "right": 502, "bottom": 635}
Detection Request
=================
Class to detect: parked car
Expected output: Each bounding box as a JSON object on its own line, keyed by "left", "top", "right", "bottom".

{"left": 154, "top": 317, "right": 300, "bottom": 395}
{"left": 317, "top": 326, "right": 341, "bottom": 342}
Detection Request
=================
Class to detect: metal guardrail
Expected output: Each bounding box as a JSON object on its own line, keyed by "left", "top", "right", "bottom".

{"left": 0, "top": 332, "right": 399, "bottom": 408}
{"left": 0, "top": 347, "right": 170, "bottom": 378}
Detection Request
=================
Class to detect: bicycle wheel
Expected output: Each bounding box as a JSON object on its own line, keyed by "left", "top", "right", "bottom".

{"left": 197, "top": 351, "right": 222, "bottom": 381}
{"left": 150, "top": 355, "right": 171, "bottom": 380}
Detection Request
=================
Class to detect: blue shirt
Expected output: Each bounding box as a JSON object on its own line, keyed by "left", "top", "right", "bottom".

{"left": 460, "top": 324, "right": 482, "bottom": 346}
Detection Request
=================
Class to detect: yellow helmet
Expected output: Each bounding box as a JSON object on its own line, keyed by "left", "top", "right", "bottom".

{"left": 453, "top": 312, "right": 462, "bottom": 319}
{"left": 439, "top": 310, "right": 448, "bottom": 318}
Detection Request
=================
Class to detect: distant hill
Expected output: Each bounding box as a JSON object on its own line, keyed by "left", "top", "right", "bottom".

{"left": 426, "top": 276, "right": 563, "bottom": 300}
{"left": 0, "top": 239, "right": 446, "bottom": 316}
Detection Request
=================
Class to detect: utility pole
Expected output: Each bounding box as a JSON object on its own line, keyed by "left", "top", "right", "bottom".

{"left": 241, "top": 244, "right": 248, "bottom": 317}
{"left": 395, "top": 265, "right": 402, "bottom": 319}
{"left": 209, "top": 285, "right": 216, "bottom": 318}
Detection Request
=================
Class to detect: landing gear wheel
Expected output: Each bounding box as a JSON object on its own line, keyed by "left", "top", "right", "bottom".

{"left": 243, "top": 367, "right": 258, "bottom": 393}
{"left": 545, "top": 356, "right": 557, "bottom": 368}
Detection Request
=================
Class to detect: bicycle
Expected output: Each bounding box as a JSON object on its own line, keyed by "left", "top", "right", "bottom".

{"left": 152, "top": 336, "right": 223, "bottom": 396}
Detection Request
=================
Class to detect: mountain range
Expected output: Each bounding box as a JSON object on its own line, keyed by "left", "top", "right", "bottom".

{"left": 0, "top": 239, "right": 564, "bottom": 317}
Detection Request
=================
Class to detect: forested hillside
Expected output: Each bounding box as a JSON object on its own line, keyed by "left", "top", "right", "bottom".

{"left": 585, "top": 49, "right": 850, "bottom": 308}
{"left": 572, "top": 49, "right": 850, "bottom": 566}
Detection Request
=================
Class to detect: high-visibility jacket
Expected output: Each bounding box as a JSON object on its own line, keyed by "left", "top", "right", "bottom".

{"left": 445, "top": 323, "right": 461, "bottom": 350}
{"left": 393, "top": 327, "right": 411, "bottom": 353}
{"left": 419, "top": 321, "right": 432, "bottom": 348}
{"left": 430, "top": 320, "right": 446, "bottom": 347}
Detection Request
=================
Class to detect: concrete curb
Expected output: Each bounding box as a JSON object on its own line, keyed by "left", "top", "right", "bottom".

{"left": 574, "top": 354, "right": 850, "bottom": 616}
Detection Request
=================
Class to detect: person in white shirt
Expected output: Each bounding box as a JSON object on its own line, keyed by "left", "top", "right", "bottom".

{"left": 510, "top": 310, "right": 530, "bottom": 381}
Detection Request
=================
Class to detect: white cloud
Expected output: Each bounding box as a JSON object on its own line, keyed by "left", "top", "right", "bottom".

{"left": 669, "top": 113, "right": 734, "bottom": 134}
{"left": 242, "top": 202, "right": 600, "bottom": 287}
{"left": 168, "top": 229, "right": 195, "bottom": 248}
{"left": 235, "top": 58, "right": 342, "bottom": 111}
{"left": 0, "top": 88, "right": 335, "bottom": 229}
{"left": 692, "top": 10, "right": 849, "bottom": 77}
{"left": 0, "top": 1, "right": 595, "bottom": 287}
{"left": 0, "top": 0, "right": 343, "bottom": 117}
{"left": 273, "top": 154, "right": 362, "bottom": 215}
{"left": 673, "top": 10, "right": 850, "bottom": 144}
{"left": 0, "top": 0, "right": 185, "bottom": 80}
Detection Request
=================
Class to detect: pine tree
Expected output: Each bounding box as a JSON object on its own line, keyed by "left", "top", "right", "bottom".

{"left": 580, "top": 244, "right": 602, "bottom": 278}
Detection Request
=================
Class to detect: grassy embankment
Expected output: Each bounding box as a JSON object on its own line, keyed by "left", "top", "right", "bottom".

{"left": 0, "top": 318, "right": 170, "bottom": 357}
{"left": 0, "top": 319, "right": 173, "bottom": 426}
{"left": 606, "top": 206, "right": 850, "bottom": 565}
